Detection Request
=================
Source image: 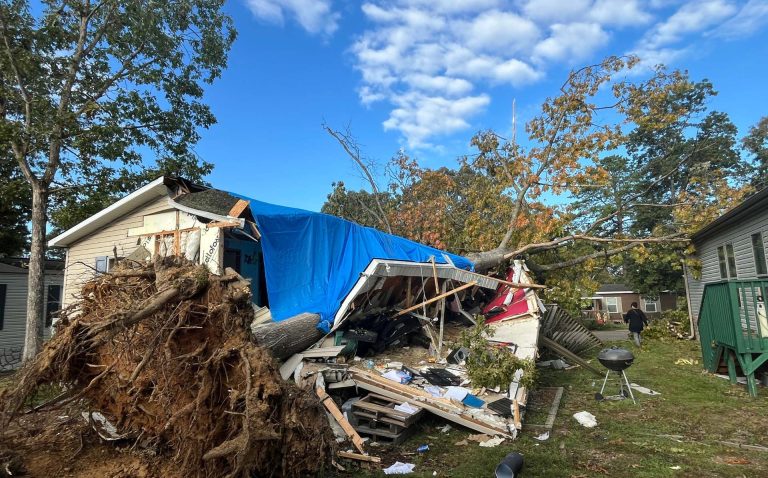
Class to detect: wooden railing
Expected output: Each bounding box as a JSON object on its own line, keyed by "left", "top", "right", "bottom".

{"left": 698, "top": 279, "right": 768, "bottom": 372}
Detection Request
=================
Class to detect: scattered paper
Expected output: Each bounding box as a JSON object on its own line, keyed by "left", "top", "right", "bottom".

{"left": 443, "top": 386, "right": 470, "bottom": 401}
{"left": 424, "top": 385, "right": 443, "bottom": 397}
{"left": 438, "top": 424, "right": 452, "bottom": 433}
{"left": 670, "top": 466, "right": 681, "bottom": 470}
{"left": 382, "top": 370, "right": 411, "bottom": 384}
{"left": 630, "top": 383, "right": 661, "bottom": 396}
{"left": 573, "top": 411, "right": 597, "bottom": 428}
{"left": 534, "top": 431, "right": 550, "bottom": 441}
{"left": 394, "top": 402, "right": 420, "bottom": 415}
{"left": 384, "top": 462, "right": 415, "bottom": 475}
{"left": 455, "top": 439, "right": 468, "bottom": 446}
{"left": 479, "top": 437, "right": 505, "bottom": 448}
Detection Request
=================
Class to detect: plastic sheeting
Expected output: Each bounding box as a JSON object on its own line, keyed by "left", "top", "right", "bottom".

{"left": 232, "top": 194, "right": 473, "bottom": 332}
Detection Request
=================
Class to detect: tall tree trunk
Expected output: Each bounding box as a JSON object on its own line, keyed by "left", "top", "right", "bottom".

{"left": 23, "top": 185, "right": 47, "bottom": 362}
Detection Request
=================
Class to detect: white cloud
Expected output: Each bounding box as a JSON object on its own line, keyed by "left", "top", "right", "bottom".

{"left": 460, "top": 11, "right": 540, "bottom": 53}
{"left": 715, "top": 0, "right": 768, "bottom": 39}
{"left": 533, "top": 23, "right": 610, "bottom": 62}
{"left": 382, "top": 93, "right": 491, "bottom": 148}
{"left": 521, "top": 0, "right": 592, "bottom": 23}
{"left": 245, "top": 0, "right": 339, "bottom": 35}
{"left": 643, "top": 0, "right": 738, "bottom": 48}
{"left": 589, "top": 0, "right": 653, "bottom": 26}
{"left": 348, "top": 0, "right": 766, "bottom": 147}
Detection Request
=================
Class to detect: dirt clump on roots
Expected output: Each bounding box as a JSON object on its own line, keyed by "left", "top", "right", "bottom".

{"left": 0, "top": 258, "right": 334, "bottom": 478}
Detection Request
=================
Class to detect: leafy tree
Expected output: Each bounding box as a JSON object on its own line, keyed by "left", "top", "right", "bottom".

{"left": 743, "top": 116, "right": 768, "bottom": 190}
{"left": 0, "top": 0, "right": 235, "bottom": 360}
{"left": 0, "top": 155, "right": 30, "bottom": 256}
{"left": 324, "top": 56, "right": 753, "bottom": 307}
{"left": 321, "top": 181, "right": 393, "bottom": 229}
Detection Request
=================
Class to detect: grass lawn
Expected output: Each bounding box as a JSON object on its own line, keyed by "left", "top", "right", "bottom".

{"left": 343, "top": 338, "right": 768, "bottom": 477}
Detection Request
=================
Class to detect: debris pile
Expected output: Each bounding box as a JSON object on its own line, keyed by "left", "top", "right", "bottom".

{"left": 0, "top": 258, "right": 334, "bottom": 478}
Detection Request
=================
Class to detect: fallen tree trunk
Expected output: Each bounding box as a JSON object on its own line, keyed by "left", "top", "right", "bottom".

{"left": 251, "top": 312, "right": 324, "bottom": 360}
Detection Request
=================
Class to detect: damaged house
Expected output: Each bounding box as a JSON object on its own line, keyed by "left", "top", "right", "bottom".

{"left": 47, "top": 175, "right": 574, "bottom": 457}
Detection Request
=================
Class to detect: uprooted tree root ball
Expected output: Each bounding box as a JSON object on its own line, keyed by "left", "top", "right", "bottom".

{"left": 0, "top": 258, "right": 334, "bottom": 478}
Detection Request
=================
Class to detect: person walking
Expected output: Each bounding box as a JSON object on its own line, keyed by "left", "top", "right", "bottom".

{"left": 624, "top": 302, "right": 649, "bottom": 347}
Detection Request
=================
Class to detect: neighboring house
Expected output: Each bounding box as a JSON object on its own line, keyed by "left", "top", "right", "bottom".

{"left": 583, "top": 283, "right": 678, "bottom": 322}
{"left": 685, "top": 187, "right": 768, "bottom": 323}
{"left": 686, "top": 187, "right": 768, "bottom": 396}
{"left": 0, "top": 258, "right": 64, "bottom": 370}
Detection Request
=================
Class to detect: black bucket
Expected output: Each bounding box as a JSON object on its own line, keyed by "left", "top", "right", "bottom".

{"left": 494, "top": 452, "right": 524, "bottom": 478}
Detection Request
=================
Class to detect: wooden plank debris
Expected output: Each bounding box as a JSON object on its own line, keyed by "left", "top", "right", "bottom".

{"left": 350, "top": 369, "right": 511, "bottom": 437}
{"left": 395, "top": 281, "right": 477, "bottom": 317}
{"left": 337, "top": 451, "right": 381, "bottom": 463}
{"left": 207, "top": 220, "right": 242, "bottom": 228}
{"left": 316, "top": 386, "right": 367, "bottom": 454}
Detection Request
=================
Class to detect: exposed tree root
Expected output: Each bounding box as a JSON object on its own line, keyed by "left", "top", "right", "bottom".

{"left": 0, "top": 257, "right": 334, "bottom": 478}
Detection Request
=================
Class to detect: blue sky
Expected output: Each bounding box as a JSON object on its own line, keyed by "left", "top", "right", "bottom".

{"left": 193, "top": 0, "right": 768, "bottom": 211}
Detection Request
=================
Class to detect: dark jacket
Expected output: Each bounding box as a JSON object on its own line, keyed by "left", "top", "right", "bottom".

{"left": 624, "top": 308, "right": 649, "bottom": 333}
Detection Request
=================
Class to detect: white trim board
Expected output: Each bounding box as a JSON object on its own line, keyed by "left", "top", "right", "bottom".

{"left": 48, "top": 177, "right": 168, "bottom": 247}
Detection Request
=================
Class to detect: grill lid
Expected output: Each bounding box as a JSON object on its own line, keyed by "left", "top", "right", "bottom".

{"left": 597, "top": 346, "right": 634, "bottom": 371}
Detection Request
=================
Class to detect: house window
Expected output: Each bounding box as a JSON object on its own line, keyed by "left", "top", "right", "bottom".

{"left": 45, "top": 285, "right": 61, "bottom": 328}
{"left": 95, "top": 256, "right": 122, "bottom": 273}
{"left": 95, "top": 256, "right": 109, "bottom": 273}
{"left": 644, "top": 298, "right": 658, "bottom": 313}
{"left": 0, "top": 284, "right": 6, "bottom": 330}
{"left": 718, "top": 244, "right": 737, "bottom": 279}
{"left": 604, "top": 297, "right": 619, "bottom": 313}
{"left": 752, "top": 233, "right": 767, "bottom": 276}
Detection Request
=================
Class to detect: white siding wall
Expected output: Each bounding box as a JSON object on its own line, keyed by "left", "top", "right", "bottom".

{"left": 62, "top": 194, "right": 172, "bottom": 307}
{"left": 0, "top": 271, "right": 65, "bottom": 354}
{"left": 687, "top": 207, "right": 768, "bottom": 321}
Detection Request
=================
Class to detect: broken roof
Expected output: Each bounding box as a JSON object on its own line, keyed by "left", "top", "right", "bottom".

{"left": 231, "top": 191, "right": 474, "bottom": 331}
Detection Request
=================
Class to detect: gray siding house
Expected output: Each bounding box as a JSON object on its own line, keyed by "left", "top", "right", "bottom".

{"left": 0, "top": 258, "right": 64, "bottom": 370}
{"left": 685, "top": 187, "right": 768, "bottom": 329}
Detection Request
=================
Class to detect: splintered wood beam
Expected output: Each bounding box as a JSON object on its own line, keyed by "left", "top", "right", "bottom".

{"left": 207, "top": 220, "right": 241, "bottom": 228}
{"left": 316, "top": 386, "right": 367, "bottom": 454}
{"left": 394, "top": 281, "right": 477, "bottom": 317}
{"left": 337, "top": 451, "right": 381, "bottom": 463}
{"left": 228, "top": 199, "right": 250, "bottom": 218}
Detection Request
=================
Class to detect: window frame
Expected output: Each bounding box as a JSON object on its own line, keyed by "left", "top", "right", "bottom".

{"left": 643, "top": 298, "right": 658, "bottom": 313}
{"left": 752, "top": 232, "right": 768, "bottom": 277}
{"left": 717, "top": 243, "right": 738, "bottom": 279}
{"left": 604, "top": 296, "right": 620, "bottom": 314}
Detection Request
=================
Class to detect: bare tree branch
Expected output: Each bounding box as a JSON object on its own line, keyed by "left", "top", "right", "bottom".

{"left": 503, "top": 232, "right": 688, "bottom": 260}
{"left": 324, "top": 124, "right": 393, "bottom": 234}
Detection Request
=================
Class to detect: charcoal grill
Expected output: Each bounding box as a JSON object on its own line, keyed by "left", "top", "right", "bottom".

{"left": 595, "top": 346, "right": 636, "bottom": 404}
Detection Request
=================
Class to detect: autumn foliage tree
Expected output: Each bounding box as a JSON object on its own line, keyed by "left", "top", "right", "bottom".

{"left": 325, "top": 56, "right": 755, "bottom": 303}
{"left": 1, "top": 0, "right": 235, "bottom": 360}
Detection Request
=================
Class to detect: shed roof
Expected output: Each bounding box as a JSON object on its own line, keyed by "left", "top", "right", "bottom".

{"left": 596, "top": 283, "right": 635, "bottom": 294}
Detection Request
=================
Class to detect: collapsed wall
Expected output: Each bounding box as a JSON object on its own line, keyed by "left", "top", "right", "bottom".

{"left": 0, "top": 258, "right": 334, "bottom": 478}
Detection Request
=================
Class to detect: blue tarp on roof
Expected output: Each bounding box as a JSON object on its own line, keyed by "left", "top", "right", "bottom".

{"left": 232, "top": 193, "right": 474, "bottom": 332}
